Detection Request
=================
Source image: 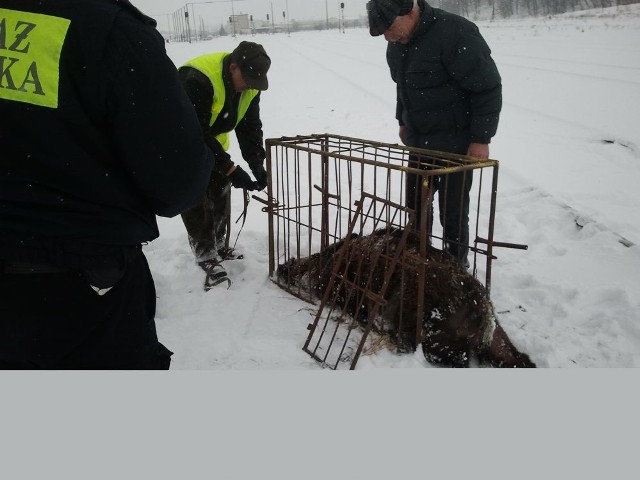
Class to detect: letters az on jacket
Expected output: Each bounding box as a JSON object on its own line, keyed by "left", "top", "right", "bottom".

{"left": 0, "top": 0, "right": 214, "bottom": 269}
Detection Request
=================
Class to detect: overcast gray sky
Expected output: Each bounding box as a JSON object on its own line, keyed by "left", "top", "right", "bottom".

{"left": 131, "top": 0, "right": 369, "bottom": 24}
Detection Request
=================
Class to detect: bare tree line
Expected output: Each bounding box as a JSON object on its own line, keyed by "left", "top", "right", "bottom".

{"left": 436, "top": 0, "right": 639, "bottom": 18}
{"left": 164, "top": 0, "right": 639, "bottom": 40}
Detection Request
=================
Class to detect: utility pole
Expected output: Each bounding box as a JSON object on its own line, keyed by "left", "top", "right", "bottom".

{"left": 177, "top": 1, "right": 247, "bottom": 42}
{"left": 231, "top": 0, "right": 236, "bottom": 37}
{"left": 325, "top": 0, "right": 329, "bottom": 29}
{"left": 190, "top": 3, "right": 196, "bottom": 40}
{"left": 270, "top": 2, "right": 275, "bottom": 32}
{"left": 285, "top": 0, "right": 290, "bottom": 35}
{"left": 184, "top": 8, "right": 191, "bottom": 43}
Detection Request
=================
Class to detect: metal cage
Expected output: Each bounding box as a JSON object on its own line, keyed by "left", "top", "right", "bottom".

{"left": 262, "top": 133, "right": 502, "bottom": 369}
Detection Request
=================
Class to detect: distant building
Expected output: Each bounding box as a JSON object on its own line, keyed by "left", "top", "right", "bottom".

{"left": 229, "top": 13, "right": 252, "bottom": 35}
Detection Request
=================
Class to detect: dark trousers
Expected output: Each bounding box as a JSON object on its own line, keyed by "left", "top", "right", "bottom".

{"left": 0, "top": 253, "right": 172, "bottom": 369}
{"left": 406, "top": 158, "right": 472, "bottom": 262}
{"left": 181, "top": 171, "right": 231, "bottom": 263}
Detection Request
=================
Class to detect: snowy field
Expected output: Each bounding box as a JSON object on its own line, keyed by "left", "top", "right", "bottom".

{"left": 5, "top": 6, "right": 640, "bottom": 480}
{"left": 147, "top": 5, "right": 640, "bottom": 369}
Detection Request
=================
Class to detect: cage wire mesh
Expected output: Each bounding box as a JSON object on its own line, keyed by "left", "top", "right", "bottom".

{"left": 263, "top": 134, "right": 500, "bottom": 369}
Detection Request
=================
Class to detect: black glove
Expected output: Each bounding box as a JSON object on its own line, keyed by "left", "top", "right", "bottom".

{"left": 250, "top": 164, "right": 268, "bottom": 191}
{"left": 229, "top": 166, "right": 257, "bottom": 191}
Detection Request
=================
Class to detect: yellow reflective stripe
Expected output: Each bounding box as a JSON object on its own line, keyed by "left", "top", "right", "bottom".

{"left": 183, "top": 52, "right": 227, "bottom": 125}
{"left": 0, "top": 8, "right": 70, "bottom": 108}
{"left": 236, "top": 89, "right": 258, "bottom": 127}
{"left": 215, "top": 132, "right": 230, "bottom": 151}
{"left": 214, "top": 88, "right": 258, "bottom": 151}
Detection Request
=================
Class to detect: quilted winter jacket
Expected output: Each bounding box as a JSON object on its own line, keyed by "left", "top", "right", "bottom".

{"left": 387, "top": 0, "right": 502, "bottom": 152}
{"left": 0, "top": 0, "right": 213, "bottom": 267}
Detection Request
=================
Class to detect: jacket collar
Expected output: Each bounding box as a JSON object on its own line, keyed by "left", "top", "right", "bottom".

{"left": 408, "top": 0, "right": 434, "bottom": 44}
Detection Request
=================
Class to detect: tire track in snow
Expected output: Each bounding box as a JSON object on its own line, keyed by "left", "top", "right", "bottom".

{"left": 500, "top": 61, "right": 640, "bottom": 85}
{"left": 499, "top": 53, "right": 640, "bottom": 73}
{"left": 498, "top": 169, "right": 636, "bottom": 248}
{"left": 503, "top": 98, "right": 637, "bottom": 152}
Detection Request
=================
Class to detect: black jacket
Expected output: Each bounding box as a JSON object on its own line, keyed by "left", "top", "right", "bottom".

{"left": 178, "top": 57, "right": 266, "bottom": 176}
{"left": 0, "top": 0, "right": 213, "bottom": 267}
{"left": 387, "top": 0, "right": 502, "bottom": 152}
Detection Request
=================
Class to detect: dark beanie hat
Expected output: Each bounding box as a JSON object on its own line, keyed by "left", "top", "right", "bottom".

{"left": 366, "top": 0, "right": 415, "bottom": 36}
{"left": 230, "top": 41, "right": 271, "bottom": 91}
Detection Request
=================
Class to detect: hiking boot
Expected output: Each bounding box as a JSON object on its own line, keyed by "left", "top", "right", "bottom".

{"left": 198, "top": 259, "right": 231, "bottom": 290}
{"left": 217, "top": 246, "right": 244, "bottom": 260}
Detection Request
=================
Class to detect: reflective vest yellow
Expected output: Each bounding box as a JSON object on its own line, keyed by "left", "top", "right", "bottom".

{"left": 0, "top": 8, "right": 70, "bottom": 108}
{"left": 182, "top": 52, "right": 259, "bottom": 151}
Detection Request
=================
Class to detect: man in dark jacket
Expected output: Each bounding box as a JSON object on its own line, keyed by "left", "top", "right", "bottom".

{"left": 367, "top": 0, "right": 502, "bottom": 266}
{"left": 0, "top": 0, "right": 214, "bottom": 369}
{"left": 178, "top": 42, "right": 270, "bottom": 290}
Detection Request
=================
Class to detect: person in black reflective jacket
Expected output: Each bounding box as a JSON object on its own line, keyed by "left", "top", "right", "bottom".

{"left": 367, "top": 0, "right": 502, "bottom": 267}
{"left": 0, "top": 0, "right": 214, "bottom": 369}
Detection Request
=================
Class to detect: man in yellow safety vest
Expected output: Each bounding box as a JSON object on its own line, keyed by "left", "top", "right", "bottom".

{"left": 179, "top": 41, "right": 271, "bottom": 290}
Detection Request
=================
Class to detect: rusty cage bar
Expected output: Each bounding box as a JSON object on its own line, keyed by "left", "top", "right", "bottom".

{"left": 263, "top": 133, "right": 500, "bottom": 368}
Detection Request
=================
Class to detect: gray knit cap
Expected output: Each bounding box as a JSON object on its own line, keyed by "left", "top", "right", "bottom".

{"left": 366, "top": 0, "right": 415, "bottom": 36}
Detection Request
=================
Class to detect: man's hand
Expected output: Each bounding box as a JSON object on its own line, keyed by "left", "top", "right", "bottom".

{"left": 467, "top": 143, "right": 489, "bottom": 159}
{"left": 228, "top": 166, "right": 258, "bottom": 190}
{"left": 250, "top": 164, "right": 268, "bottom": 191}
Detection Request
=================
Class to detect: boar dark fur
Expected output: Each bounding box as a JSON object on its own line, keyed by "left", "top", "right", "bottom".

{"left": 278, "top": 228, "right": 535, "bottom": 368}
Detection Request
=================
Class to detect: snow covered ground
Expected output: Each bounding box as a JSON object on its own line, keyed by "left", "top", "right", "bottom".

{"left": 148, "top": 4, "right": 640, "bottom": 369}
{"left": 5, "top": 6, "right": 639, "bottom": 480}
